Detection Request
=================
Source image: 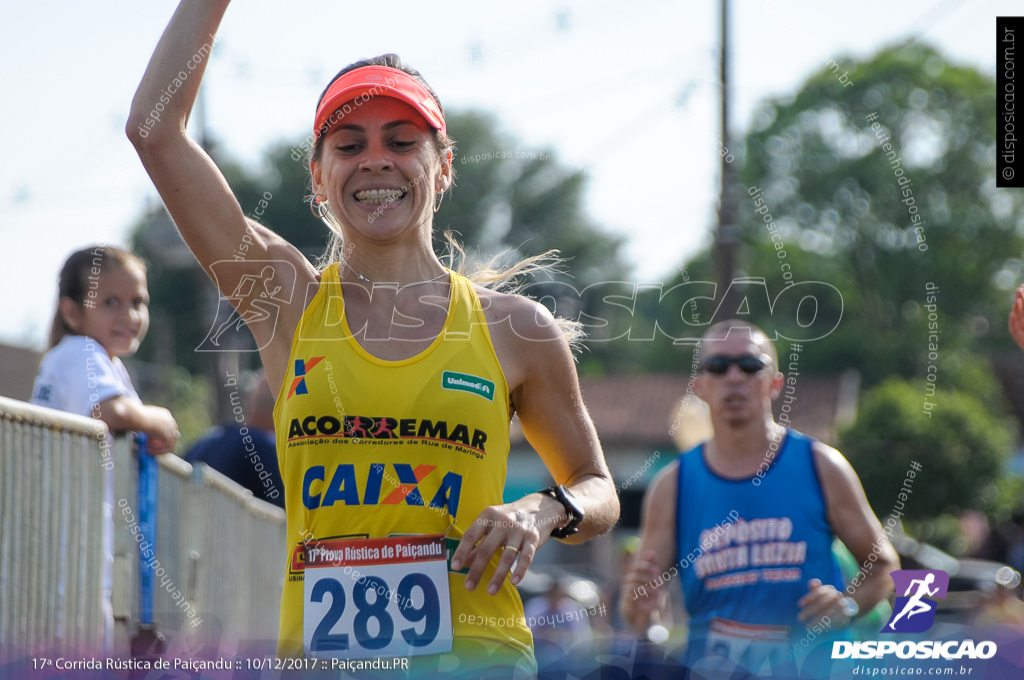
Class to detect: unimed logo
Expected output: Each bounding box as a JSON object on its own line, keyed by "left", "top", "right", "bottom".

{"left": 883, "top": 569, "right": 948, "bottom": 633}
{"left": 441, "top": 371, "right": 495, "bottom": 401}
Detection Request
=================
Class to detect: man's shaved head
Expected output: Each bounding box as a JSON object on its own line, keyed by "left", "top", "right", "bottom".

{"left": 699, "top": 320, "right": 778, "bottom": 366}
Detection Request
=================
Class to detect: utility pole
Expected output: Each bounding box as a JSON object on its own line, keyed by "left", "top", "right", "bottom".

{"left": 714, "top": 0, "right": 740, "bottom": 307}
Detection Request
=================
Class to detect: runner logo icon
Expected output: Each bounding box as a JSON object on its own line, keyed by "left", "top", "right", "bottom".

{"left": 832, "top": 569, "right": 996, "bottom": 660}
{"left": 882, "top": 569, "right": 949, "bottom": 633}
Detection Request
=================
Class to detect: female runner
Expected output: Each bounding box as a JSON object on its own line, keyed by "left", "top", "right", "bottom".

{"left": 129, "top": 2, "right": 618, "bottom": 675}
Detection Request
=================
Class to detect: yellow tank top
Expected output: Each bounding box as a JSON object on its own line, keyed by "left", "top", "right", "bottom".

{"left": 273, "top": 265, "right": 534, "bottom": 663}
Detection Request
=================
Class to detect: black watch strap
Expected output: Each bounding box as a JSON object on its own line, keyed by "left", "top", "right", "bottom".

{"left": 540, "top": 485, "right": 585, "bottom": 538}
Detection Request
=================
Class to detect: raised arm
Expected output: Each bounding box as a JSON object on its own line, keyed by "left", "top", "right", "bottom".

{"left": 126, "top": 0, "right": 315, "bottom": 390}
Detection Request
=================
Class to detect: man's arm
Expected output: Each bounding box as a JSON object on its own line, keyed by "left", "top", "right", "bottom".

{"left": 798, "top": 442, "right": 900, "bottom": 623}
{"left": 620, "top": 462, "right": 679, "bottom": 634}
{"left": 1010, "top": 286, "right": 1024, "bottom": 351}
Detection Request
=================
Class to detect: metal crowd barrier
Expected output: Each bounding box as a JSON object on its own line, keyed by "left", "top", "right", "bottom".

{"left": 0, "top": 396, "right": 286, "bottom": 659}
{"left": 0, "top": 396, "right": 112, "bottom": 655}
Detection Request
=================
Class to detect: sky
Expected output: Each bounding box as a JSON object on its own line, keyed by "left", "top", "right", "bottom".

{"left": 0, "top": 0, "right": 1010, "bottom": 350}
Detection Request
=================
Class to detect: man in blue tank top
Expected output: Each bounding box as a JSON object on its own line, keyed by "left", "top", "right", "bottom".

{"left": 620, "top": 320, "right": 899, "bottom": 677}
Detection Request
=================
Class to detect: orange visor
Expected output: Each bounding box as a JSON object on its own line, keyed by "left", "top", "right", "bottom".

{"left": 313, "top": 65, "right": 446, "bottom": 140}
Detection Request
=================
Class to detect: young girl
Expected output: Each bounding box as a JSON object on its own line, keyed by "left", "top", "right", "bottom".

{"left": 32, "top": 245, "right": 179, "bottom": 454}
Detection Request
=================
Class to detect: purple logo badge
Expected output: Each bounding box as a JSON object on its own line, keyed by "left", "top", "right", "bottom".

{"left": 882, "top": 570, "right": 949, "bottom": 633}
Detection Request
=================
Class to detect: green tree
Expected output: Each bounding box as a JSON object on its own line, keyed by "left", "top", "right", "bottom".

{"left": 629, "top": 45, "right": 1022, "bottom": 540}
{"left": 636, "top": 44, "right": 1024, "bottom": 401}
{"left": 734, "top": 42, "right": 1024, "bottom": 386}
{"left": 839, "top": 379, "right": 1013, "bottom": 523}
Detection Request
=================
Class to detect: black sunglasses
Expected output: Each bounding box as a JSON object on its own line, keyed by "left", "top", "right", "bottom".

{"left": 698, "top": 354, "right": 771, "bottom": 375}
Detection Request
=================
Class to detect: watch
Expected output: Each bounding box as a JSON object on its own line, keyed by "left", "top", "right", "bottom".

{"left": 540, "top": 485, "right": 585, "bottom": 538}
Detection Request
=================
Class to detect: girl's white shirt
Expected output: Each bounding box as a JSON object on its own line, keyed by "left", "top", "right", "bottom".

{"left": 31, "top": 335, "right": 140, "bottom": 417}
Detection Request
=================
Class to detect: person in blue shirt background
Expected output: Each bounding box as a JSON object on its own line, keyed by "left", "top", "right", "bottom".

{"left": 621, "top": 319, "right": 898, "bottom": 677}
{"left": 186, "top": 371, "right": 283, "bottom": 507}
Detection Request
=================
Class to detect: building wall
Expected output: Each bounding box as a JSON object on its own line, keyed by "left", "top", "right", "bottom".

{"left": 0, "top": 342, "right": 42, "bottom": 401}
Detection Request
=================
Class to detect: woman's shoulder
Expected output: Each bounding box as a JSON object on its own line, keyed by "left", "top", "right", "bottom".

{"left": 469, "top": 284, "right": 575, "bottom": 395}
{"left": 472, "top": 284, "right": 565, "bottom": 344}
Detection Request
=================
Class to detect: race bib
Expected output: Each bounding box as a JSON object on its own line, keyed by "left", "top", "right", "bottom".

{"left": 705, "top": 617, "right": 792, "bottom": 672}
{"left": 303, "top": 535, "right": 453, "bottom": 659}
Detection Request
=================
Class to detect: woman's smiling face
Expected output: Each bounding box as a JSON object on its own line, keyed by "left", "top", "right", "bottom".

{"left": 311, "top": 96, "right": 451, "bottom": 244}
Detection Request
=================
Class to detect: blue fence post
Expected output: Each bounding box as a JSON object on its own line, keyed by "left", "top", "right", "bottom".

{"left": 131, "top": 432, "right": 166, "bottom": 656}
